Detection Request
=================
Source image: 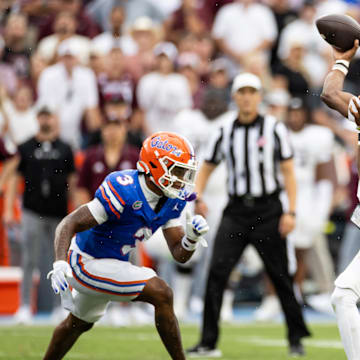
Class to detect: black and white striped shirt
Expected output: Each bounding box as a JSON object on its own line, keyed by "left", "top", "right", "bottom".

{"left": 204, "top": 114, "right": 293, "bottom": 197}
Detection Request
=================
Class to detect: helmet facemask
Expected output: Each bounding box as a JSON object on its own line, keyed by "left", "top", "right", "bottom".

{"left": 156, "top": 155, "right": 197, "bottom": 199}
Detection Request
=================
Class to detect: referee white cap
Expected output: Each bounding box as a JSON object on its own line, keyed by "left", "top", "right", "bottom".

{"left": 231, "top": 72, "right": 262, "bottom": 94}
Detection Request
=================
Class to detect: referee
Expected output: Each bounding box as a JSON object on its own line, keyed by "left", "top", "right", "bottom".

{"left": 187, "top": 73, "right": 310, "bottom": 358}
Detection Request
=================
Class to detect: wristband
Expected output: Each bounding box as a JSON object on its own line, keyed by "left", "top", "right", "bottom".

{"left": 332, "top": 64, "right": 348, "bottom": 76}
{"left": 335, "top": 59, "right": 350, "bottom": 68}
{"left": 181, "top": 236, "right": 197, "bottom": 251}
{"left": 287, "top": 211, "right": 296, "bottom": 217}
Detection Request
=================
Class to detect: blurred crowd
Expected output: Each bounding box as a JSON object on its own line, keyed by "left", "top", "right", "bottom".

{"left": 1, "top": 0, "right": 360, "bottom": 325}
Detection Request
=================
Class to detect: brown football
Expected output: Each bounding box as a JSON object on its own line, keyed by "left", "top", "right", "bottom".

{"left": 316, "top": 14, "right": 360, "bottom": 51}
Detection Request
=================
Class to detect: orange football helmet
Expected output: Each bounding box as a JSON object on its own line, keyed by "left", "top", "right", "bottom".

{"left": 137, "top": 132, "right": 197, "bottom": 199}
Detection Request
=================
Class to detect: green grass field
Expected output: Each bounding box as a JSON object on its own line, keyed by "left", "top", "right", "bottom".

{"left": 0, "top": 323, "right": 346, "bottom": 359}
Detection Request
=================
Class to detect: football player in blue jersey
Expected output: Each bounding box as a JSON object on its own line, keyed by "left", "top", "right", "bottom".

{"left": 43, "top": 132, "right": 209, "bottom": 360}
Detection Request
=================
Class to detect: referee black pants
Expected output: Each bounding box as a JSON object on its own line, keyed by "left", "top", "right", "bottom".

{"left": 200, "top": 196, "right": 311, "bottom": 347}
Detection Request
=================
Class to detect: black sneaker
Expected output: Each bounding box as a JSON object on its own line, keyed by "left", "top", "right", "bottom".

{"left": 289, "top": 342, "right": 305, "bottom": 357}
{"left": 186, "top": 344, "right": 222, "bottom": 358}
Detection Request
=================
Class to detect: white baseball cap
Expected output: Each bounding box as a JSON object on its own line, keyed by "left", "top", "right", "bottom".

{"left": 131, "top": 16, "right": 156, "bottom": 32}
{"left": 153, "top": 42, "right": 178, "bottom": 62}
{"left": 231, "top": 72, "right": 262, "bottom": 94}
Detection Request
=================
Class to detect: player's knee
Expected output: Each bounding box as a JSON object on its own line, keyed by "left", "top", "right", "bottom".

{"left": 77, "top": 321, "right": 93, "bottom": 333}
{"left": 331, "top": 287, "right": 358, "bottom": 310}
{"left": 152, "top": 278, "right": 173, "bottom": 306}
{"left": 65, "top": 314, "right": 94, "bottom": 333}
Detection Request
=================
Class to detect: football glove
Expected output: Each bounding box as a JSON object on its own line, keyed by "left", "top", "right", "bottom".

{"left": 183, "top": 211, "right": 209, "bottom": 250}
{"left": 47, "top": 260, "right": 72, "bottom": 294}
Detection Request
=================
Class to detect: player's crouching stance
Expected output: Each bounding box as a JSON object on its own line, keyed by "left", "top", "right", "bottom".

{"left": 43, "top": 132, "right": 209, "bottom": 360}
{"left": 321, "top": 40, "right": 360, "bottom": 360}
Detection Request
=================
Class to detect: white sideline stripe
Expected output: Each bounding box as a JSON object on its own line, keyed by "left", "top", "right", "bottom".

{"left": 102, "top": 181, "right": 124, "bottom": 213}
{"left": 235, "top": 336, "right": 343, "bottom": 349}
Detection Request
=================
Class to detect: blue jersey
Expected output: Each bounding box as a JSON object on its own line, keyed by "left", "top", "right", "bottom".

{"left": 75, "top": 170, "right": 186, "bottom": 261}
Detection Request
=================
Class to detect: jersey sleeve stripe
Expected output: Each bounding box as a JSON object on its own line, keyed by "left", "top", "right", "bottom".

{"left": 103, "top": 181, "right": 124, "bottom": 213}
{"left": 107, "top": 180, "right": 126, "bottom": 206}
{"left": 99, "top": 185, "right": 121, "bottom": 219}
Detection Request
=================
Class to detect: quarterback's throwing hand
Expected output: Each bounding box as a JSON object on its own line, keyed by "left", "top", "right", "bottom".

{"left": 47, "top": 260, "right": 72, "bottom": 294}
{"left": 185, "top": 211, "right": 209, "bottom": 248}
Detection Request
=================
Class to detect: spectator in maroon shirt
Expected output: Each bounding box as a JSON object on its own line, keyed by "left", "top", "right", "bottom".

{"left": 98, "top": 46, "right": 137, "bottom": 110}
{"left": 164, "top": 0, "right": 212, "bottom": 43}
{"left": 75, "top": 113, "right": 139, "bottom": 205}
{"left": 37, "top": 0, "right": 100, "bottom": 40}
{"left": 165, "top": 0, "right": 234, "bottom": 44}
{"left": 1, "top": 13, "right": 32, "bottom": 80}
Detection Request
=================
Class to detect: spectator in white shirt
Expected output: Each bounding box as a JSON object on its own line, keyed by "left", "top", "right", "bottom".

{"left": 37, "top": 38, "right": 101, "bottom": 149}
{"left": 91, "top": 6, "right": 138, "bottom": 57}
{"left": 137, "top": 42, "right": 193, "bottom": 134}
{"left": 212, "top": 0, "right": 277, "bottom": 76}
{"left": 37, "top": 11, "right": 91, "bottom": 65}
{"left": 0, "top": 84, "right": 38, "bottom": 146}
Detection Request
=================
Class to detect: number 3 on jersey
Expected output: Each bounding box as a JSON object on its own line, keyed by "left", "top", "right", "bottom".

{"left": 117, "top": 174, "right": 134, "bottom": 186}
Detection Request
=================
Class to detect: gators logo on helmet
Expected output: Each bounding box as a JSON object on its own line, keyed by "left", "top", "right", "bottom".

{"left": 137, "top": 132, "right": 197, "bottom": 199}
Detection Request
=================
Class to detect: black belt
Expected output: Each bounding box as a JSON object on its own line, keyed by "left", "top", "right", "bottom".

{"left": 229, "top": 191, "right": 280, "bottom": 207}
